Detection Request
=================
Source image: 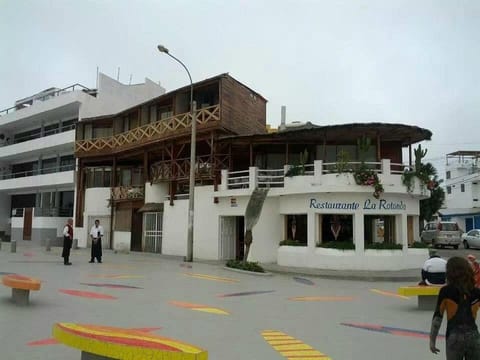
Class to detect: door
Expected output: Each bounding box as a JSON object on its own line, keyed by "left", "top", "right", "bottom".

{"left": 131, "top": 210, "right": 143, "bottom": 252}
{"left": 466, "top": 218, "right": 473, "bottom": 232}
{"left": 143, "top": 212, "right": 163, "bottom": 253}
{"left": 236, "top": 216, "right": 245, "bottom": 260}
{"left": 219, "top": 216, "right": 236, "bottom": 260}
{"left": 23, "top": 208, "right": 32, "bottom": 240}
{"left": 407, "top": 216, "right": 414, "bottom": 245}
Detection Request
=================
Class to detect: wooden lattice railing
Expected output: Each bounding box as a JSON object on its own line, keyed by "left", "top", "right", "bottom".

{"left": 111, "top": 186, "right": 145, "bottom": 201}
{"left": 75, "top": 105, "right": 220, "bottom": 154}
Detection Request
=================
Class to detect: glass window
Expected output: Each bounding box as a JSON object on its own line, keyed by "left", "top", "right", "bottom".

{"left": 461, "top": 184, "right": 465, "bottom": 192}
{"left": 41, "top": 158, "right": 57, "bottom": 174}
{"left": 446, "top": 171, "right": 451, "bottom": 179}
{"left": 447, "top": 186, "right": 452, "bottom": 194}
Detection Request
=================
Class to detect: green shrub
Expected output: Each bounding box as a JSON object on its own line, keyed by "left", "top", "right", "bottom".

{"left": 279, "top": 239, "right": 306, "bottom": 246}
{"left": 317, "top": 241, "right": 356, "bottom": 250}
{"left": 410, "top": 241, "right": 428, "bottom": 248}
{"left": 226, "top": 259, "right": 265, "bottom": 273}
{"left": 365, "top": 242, "right": 403, "bottom": 250}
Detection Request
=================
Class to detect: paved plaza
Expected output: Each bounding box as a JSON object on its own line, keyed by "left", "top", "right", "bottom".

{"left": 0, "top": 244, "right": 445, "bottom": 360}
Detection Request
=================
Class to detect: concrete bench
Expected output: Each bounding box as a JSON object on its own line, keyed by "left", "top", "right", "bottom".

{"left": 2, "top": 274, "right": 41, "bottom": 305}
{"left": 397, "top": 285, "right": 442, "bottom": 310}
{"left": 52, "top": 322, "right": 208, "bottom": 360}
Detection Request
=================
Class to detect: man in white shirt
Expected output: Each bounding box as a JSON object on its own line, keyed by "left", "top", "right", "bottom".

{"left": 89, "top": 219, "right": 104, "bottom": 263}
{"left": 419, "top": 251, "right": 447, "bottom": 285}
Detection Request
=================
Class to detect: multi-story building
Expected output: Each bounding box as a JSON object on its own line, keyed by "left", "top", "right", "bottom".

{"left": 439, "top": 151, "right": 480, "bottom": 231}
{"left": 74, "top": 73, "right": 432, "bottom": 270}
{"left": 0, "top": 73, "right": 164, "bottom": 246}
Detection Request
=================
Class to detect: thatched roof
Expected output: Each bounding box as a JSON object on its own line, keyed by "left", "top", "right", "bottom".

{"left": 220, "top": 122, "right": 432, "bottom": 146}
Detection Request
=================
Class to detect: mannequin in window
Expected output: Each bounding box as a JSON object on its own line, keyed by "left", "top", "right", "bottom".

{"left": 331, "top": 215, "right": 342, "bottom": 241}
{"left": 291, "top": 216, "right": 297, "bottom": 241}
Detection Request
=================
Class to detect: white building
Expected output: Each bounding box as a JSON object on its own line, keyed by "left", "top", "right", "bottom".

{"left": 0, "top": 73, "right": 164, "bottom": 246}
{"left": 439, "top": 151, "right": 480, "bottom": 231}
{"left": 74, "top": 74, "right": 433, "bottom": 271}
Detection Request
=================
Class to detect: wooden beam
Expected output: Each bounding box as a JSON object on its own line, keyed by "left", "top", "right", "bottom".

{"left": 143, "top": 151, "right": 149, "bottom": 183}
{"left": 249, "top": 142, "right": 253, "bottom": 166}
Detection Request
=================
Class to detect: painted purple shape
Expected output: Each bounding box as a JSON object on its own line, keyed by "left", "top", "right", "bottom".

{"left": 179, "top": 263, "right": 192, "bottom": 268}
{"left": 80, "top": 283, "right": 143, "bottom": 289}
{"left": 293, "top": 276, "right": 315, "bottom": 286}
{"left": 218, "top": 290, "right": 275, "bottom": 298}
{"left": 341, "top": 322, "right": 445, "bottom": 340}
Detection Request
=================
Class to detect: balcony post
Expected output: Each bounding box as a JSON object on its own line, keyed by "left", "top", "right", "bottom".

{"left": 220, "top": 169, "right": 228, "bottom": 191}
{"left": 249, "top": 167, "right": 258, "bottom": 189}
{"left": 314, "top": 160, "right": 323, "bottom": 184}
{"left": 381, "top": 159, "right": 391, "bottom": 175}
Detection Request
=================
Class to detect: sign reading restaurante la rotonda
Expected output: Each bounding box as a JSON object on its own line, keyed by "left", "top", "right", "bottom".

{"left": 309, "top": 198, "right": 407, "bottom": 211}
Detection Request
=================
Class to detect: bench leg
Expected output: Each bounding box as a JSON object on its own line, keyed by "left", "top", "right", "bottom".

{"left": 12, "top": 288, "right": 30, "bottom": 305}
{"left": 81, "top": 351, "right": 113, "bottom": 360}
{"left": 418, "top": 295, "right": 437, "bottom": 310}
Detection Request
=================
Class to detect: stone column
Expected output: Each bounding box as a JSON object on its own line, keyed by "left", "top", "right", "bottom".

{"left": 307, "top": 212, "right": 316, "bottom": 250}
{"left": 354, "top": 213, "right": 364, "bottom": 254}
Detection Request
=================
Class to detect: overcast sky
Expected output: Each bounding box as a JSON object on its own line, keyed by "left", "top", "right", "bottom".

{"left": 1, "top": 0, "right": 479, "bottom": 175}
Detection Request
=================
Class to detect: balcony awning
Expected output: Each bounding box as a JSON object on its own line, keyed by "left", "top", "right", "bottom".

{"left": 138, "top": 202, "right": 164, "bottom": 213}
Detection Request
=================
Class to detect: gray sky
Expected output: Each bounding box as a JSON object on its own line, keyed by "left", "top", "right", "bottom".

{"left": 1, "top": 0, "right": 479, "bottom": 175}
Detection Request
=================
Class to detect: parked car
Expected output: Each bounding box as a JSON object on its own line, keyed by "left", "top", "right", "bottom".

{"left": 462, "top": 229, "right": 480, "bottom": 249}
{"left": 421, "top": 221, "right": 462, "bottom": 249}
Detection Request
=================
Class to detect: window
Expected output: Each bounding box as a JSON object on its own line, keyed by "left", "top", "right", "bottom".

{"left": 285, "top": 214, "right": 307, "bottom": 245}
{"left": 85, "top": 167, "right": 112, "bottom": 188}
{"left": 447, "top": 186, "right": 452, "bottom": 194}
{"left": 41, "top": 157, "right": 57, "bottom": 174}
{"left": 60, "top": 155, "right": 75, "bottom": 171}
{"left": 446, "top": 171, "right": 451, "bottom": 179}
{"left": 461, "top": 184, "right": 465, "bottom": 192}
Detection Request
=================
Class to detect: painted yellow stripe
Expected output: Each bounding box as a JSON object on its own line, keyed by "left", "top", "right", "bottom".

{"left": 398, "top": 286, "right": 441, "bottom": 296}
{"left": 371, "top": 289, "right": 409, "bottom": 300}
{"left": 183, "top": 273, "right": 238, "bottom": 283}
{"left": 282, "top": 350, "right": 325, "bottom": 356}
{"left": 289, "top": 296, "right": 354, "bottom": 302}
{"left": 261, "top": 330, "right": 332, "bottom": 360}
{"left": 274, "top": 344, "right": 312, "bottom": 351}
{"left": 192, "top": 307, "right": 229, "bottom": 315}
{"left": 268, "top": 340, "right": 303, "bottom": 345}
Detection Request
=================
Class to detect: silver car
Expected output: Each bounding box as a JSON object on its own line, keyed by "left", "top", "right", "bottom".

{"left": 462, "top": 229, "right": 480, "bottom": 249}
{"left": 421, "top": 221, "right": 462, "bottom": 249}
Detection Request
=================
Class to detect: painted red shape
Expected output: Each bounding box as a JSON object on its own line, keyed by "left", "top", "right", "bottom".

{"left": 26, "top": 327, "right": 161, "bottom": 346}
{"left": 59, "top": 289, "right": 117, "bottom": 300}
{"left": 58, "top": 324, "right": 180, "bottom": 351}
{"left": 27, "top": 338, "right": 59, "bottom": 346}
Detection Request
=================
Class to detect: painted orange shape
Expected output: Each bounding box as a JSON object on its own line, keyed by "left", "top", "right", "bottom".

{"left": 59, "top": 289, "right": 117, "bottom": 300}
{"left": 262, "top": 330, "right": 332, "bottom": 359}
{"left": 52, "top": 323, "right": 208, "bottom": 359}
{"left": 2, "top": 274, "right": 41, "bottom": 291}
{"left": 169, "top": 301, "right": 229, "bottom": 315}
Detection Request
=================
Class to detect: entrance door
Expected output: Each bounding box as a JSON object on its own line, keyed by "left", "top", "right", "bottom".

{"left": 219, "top": 217, "right": 236, "bottom": 260}
{"left": 143, "top": 212, "right": 163, "bottom": 253}
{"left": 131, "top": 210, "right": 143, "bottom": 252}
{"left": 407, "top": 216, "right": 414, "bottom": 245}
{"left": 23, "top": 208, "right": 32, "bottom": 240}
{"left": 236, "top": 216, "right": 245, "bottom": 260}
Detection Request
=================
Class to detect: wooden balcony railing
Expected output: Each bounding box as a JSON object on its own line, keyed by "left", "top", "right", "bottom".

{"left": 75, "top": 105, "right": 220, "bottom": 154}
{"left": 111, "top": 186, "right": 145, "bottom": 201}
{"left": 151, "top": 155, "right": 215, "bottom": 182}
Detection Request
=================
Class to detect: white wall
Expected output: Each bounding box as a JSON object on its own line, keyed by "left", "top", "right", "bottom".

{"left": 144, "top": 182, "right": 169, "bottom": 202}
{"left": 32, "top": 216, "right": 69, "bottom": 236}
{"left": 0, "top": 171, "right": 75, "bottom": 191}
{"left": 162, "top": 199, "right": 188, "bottom": 257}
{"left": 0, "top": 193, "right": 10, "bottom": 233}
{"left": 76, "top": 187, "right": 111, "bottom": 247}
{"left": 113, "top": 231, "right": 130, "bottom": 252}
{"left": 79, "top": 73, "right": 165, "bottom": 119}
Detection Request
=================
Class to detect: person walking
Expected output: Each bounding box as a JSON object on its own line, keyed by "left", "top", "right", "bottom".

{"left": 430, "top": 256, "right": 480, "bottom": 359}
{"left": 89, "top": 219, "right": 104, "bottom": 263}
{"left": 62, "top": 218, "right": 73, "bottom": 265}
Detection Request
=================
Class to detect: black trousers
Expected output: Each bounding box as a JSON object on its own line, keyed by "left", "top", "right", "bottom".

{"left": 91, "top": 238, "right": 102, "bottom": 262}
{"left": 62, "top": 236, "right": 72, "bottom": 264}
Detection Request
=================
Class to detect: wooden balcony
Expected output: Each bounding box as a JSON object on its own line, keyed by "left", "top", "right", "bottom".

{"left": 111, "top": 186, "right": 145, "bottom": 201}
{"left": 75, "top": 105, "right": 220, "bottom": 156}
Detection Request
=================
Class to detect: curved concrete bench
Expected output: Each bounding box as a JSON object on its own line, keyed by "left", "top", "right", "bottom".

{"left": 52, "top": 323, "right": 208, "bottom": 360}
{"left": 2, "top": 274, "right": 41, "bottom": 305}
{"left": 398, "top": 285, "right": 442, "bottom": 310}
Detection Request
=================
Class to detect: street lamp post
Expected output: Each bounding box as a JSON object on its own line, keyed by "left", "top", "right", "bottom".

{"left": 157, "top": 45, "right": 196, "bottom": 262}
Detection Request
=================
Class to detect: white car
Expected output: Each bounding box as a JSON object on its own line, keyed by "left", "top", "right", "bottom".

{"left": 462, "top": 229, "right": 480, "bottom": 249}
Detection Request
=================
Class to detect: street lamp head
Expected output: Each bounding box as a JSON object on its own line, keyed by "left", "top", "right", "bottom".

{"left": 157, "top": 45, "right": 169, "bottom": 54}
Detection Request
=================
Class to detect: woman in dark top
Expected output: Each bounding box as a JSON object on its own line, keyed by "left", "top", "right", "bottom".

{"left": 430, "top": 256, "right": 480, "bottom": 359}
